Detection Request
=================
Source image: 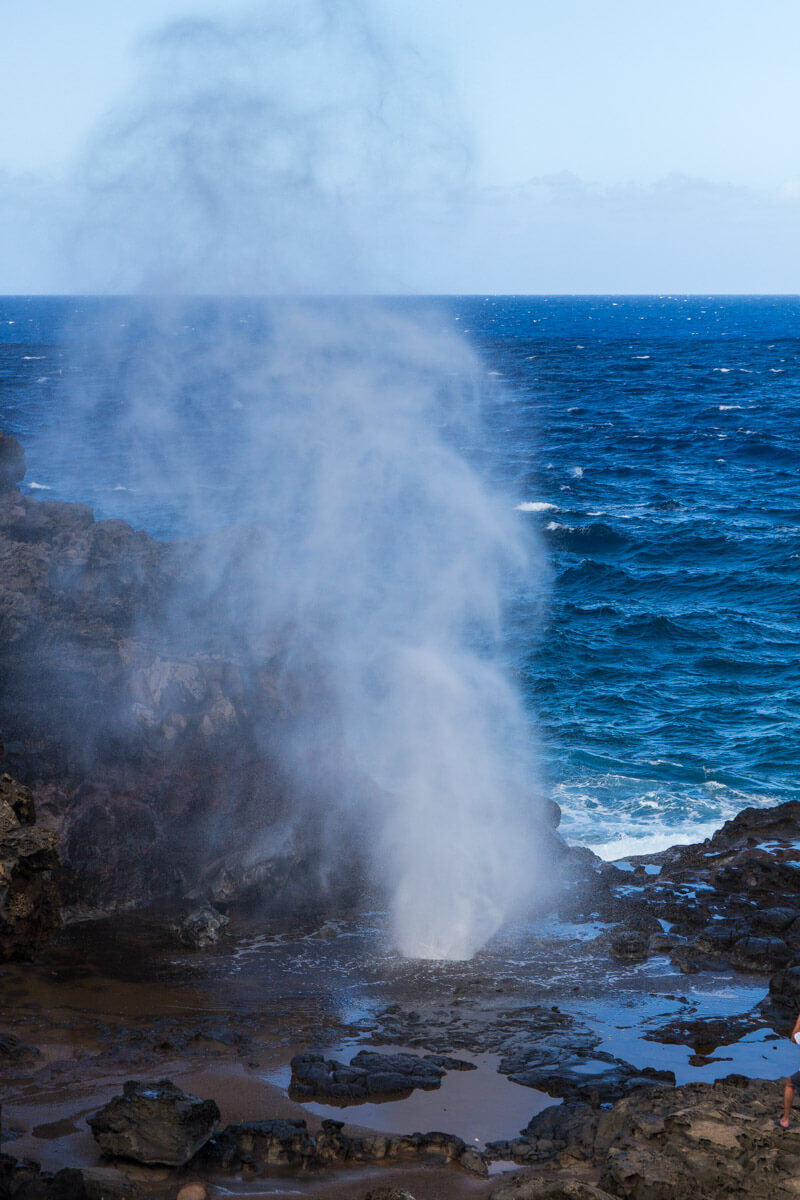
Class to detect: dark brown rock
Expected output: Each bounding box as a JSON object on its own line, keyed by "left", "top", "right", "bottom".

{"left": 0, "top": 773, "right": 60, "bottom": 960}
{"left": 86, "top": 1079, "right": 220, "bottom": 1166}
{"left": 490, "top": 1076, "right": 800, "bottom": 1200}
{"left": 289, "top": 1049, "right": 446, "bottom": 1101}
{"left": 0, "top": 447, "right": 381, "bottom": 917}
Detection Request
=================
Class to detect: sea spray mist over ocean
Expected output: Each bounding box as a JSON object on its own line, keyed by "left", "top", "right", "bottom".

{"left": 35, "top": 1, "right": 546, "bottom": 960}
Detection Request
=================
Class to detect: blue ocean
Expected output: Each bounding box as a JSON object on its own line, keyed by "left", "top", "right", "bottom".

{"left": 1, "top": 294, "right": 798, "bottom": 859}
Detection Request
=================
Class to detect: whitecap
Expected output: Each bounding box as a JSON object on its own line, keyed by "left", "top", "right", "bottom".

{"left": 516, "top": 501, "right": 558, "bottom": 513}
{"left": 633, "top": 355, "right": 650, "bottom": 359}
{"left": 718, "top": 405, "right": 742, "bottom": 410}
{"left": 35, "top": 377, "right": 49, "bottom": 384}
{"left": 714, "top": 367, "right": 733, "bottom": 373}
{"left": 27, "top": 482, "right": 51, "bottom": 490}
{"left": 587, "top": 822, "right": 723, "bottom": 861}
{"left": 22, "top": 355, "right": 46, "bottom": 360}
{"left": 570, "top": 466, "right": 584, "bottom": 479}
{"left": 546, "top": 520, "right": 570, "bottom": 532}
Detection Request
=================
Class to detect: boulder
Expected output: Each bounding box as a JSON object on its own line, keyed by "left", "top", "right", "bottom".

{"left": 175, "top": 906, "right": 229, "bottom": 949}
{"left": 768, "top": 964, "right": 800, "bottom": 1011}
{"left": 289, "top": 1049, "right": 447, "bottom": 1101}
{"left": 86, "top": 1080, "right": 219, "bottom": 1166}
{"left": 729, "top": 935, "right": 791, "bottom": 971}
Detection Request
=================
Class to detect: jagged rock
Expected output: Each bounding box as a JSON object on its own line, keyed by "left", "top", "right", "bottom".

{"left": 363, "top": 1190, "right": 418, "bottom": 1200}
{"left": 641, "top": 1012, "right": 763, "bottom": 1052}
{"left": 422, "top": 1053, "right": 477, "bottom": 1072}
{"left": 0, "top": 773, "right": 60, "bottom": 960}
{"left": 289, "top": 1049, "right": 447, "bottom": 1100}
{"left": 489, "top": 1076, "right": 800, "bottom": 1200}
{"left": 198, "top": 1115, "right": 482, "bottom": 1174}
{"left": 175, "top": 906, "right": 229, "bottom": 948}
{"left": 0, "top": 435, "right": 382, "bottom": 917}
{"left": 86, "top": 1079, "right": 219, "bottom": 1166}
{"left": 498, "top": 1032, "right": 674, "bottom": 1105}
{"left": 0, "top": 1153, "right": 143, "bottom": 1200}
{"left": 198, "top": 1118, "right": 315, "bottom": 1170}
{"left": 459, "top": 1148, "right": 490, "bottom": 1176}
{"left": 767, "top": 964, "right": 800, "bottom": 1012}
{"left": 606, "top": 930, "right": 649, "bottom": 962}
{"left": 729, "top": 935, "right": 791, "bottom": 971}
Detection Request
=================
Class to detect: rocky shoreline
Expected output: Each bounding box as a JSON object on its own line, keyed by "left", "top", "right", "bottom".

{"left": 2, "top": 427, "right": 800, "bottom": 1198}
{"left": 3, "top": 786, "right": 800, "bottom": 1200}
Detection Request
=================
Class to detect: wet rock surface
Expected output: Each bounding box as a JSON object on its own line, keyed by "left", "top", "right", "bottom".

{"left": 289, "top": 1048, "right": 474, "bottom": 1101}
{"left": 174, "top": 905, "right": 230, "bottom": 949}
{"left": 555, "top": 798, "right": 800, "bottom": 993}
{"left": 87, "top": 1079, "right": 220, "bottom": 1166}
{"left": 199, "top": 1114, "right": 484, "bottom": 1174}
{"left": 489, "top": 1076, "right": 800, "bottom": 1199}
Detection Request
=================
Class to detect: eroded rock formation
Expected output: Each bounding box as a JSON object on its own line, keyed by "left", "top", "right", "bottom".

{"left": 0, "top": 433, "right": 380, "bottom": 917}
{"left": 87, "top": 1079, "right": 220, "bottom": 1166}
{"left": 490, "top": 1076, "right": 800, "bottom": 1200}
{"left": 289, "top": 1048, "right": 475, "bottom": 1102}
{"left": 0, "top": 766, "right": 60, "bottom": 959}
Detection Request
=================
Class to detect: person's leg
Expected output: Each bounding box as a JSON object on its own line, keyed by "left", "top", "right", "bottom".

{"left": 781, "top": 1077, "right": 795, "bottom": 1127}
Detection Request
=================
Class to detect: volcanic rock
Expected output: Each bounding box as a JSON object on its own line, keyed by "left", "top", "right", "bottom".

{"left": 767, "top": 964, "right": 800, "bottom": 1013}
{"left": 0, "top": 772, "right": 60, "bottom": 960}
{"left": 362, "top": 1189, "right": 418, "bottom": 1200}
{"left": 489, "top": 1076, "right": 800, "bottom": 1199}
{"left": 0, "top": 432, "right": 383, "bottom": 917}
{"left": 175, "top": 906, "right": 229, "bottom": 948}
{"left": 641, "top": 1012, "right": 763, "bottom": 1052}
{"left": 289, "top": 1049, "right": 453, "bottom": 1101}
{"left": 86, "top": 1079, "right": 220, "bottom": 1166}
{"left": 498, "top": 1034, "right": 674, "bottom": 1105}
{"left": 198, "top": 1115, "right": 482, "bottom": 1174}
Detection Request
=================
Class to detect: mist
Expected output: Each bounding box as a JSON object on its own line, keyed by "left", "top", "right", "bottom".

{"left": 42, "top": 0, "right": 546, "bottom": 959}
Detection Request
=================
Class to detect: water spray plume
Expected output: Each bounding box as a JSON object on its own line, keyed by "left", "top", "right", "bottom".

{"left": 45, "top": 0, "right": 546, "bottom": 960}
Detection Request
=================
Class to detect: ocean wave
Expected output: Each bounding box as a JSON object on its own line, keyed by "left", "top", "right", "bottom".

{"left": 545, "top": 521, "right": 629, "bottom": 553}
{"left": 516, "top": 501, "right": 558, "bottom": 513}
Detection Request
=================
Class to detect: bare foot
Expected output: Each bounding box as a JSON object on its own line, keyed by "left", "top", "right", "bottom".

{"left": 780, "top": 1117, "right": 790, "bottom": 1128}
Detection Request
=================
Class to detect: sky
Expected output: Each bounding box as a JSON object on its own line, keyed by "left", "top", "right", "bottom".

{"left": 2, "top": 0, "right": 800, "bottom": 292}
